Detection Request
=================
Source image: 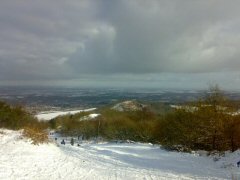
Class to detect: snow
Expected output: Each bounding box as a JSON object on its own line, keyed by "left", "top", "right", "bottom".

{"left": 80, "top": 113, "right": 100, "bottom": 121}
{"left": 112, "top": 101, "right": 145, "bottom": 112}
{"left": 35, "top": 108, "right": 96, "bottom": 121}
{"left": 0, "top": 129, "right": 239, "bottom": 180}
{"left": 170, "top": 105, "right": 198, "bottom": 112}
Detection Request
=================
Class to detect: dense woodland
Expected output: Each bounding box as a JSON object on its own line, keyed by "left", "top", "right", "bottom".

{"left": 1, "top": 86, "right": 240, "bottom": 152}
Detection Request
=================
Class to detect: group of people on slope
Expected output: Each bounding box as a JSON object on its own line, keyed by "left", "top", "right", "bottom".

{"left": 56, "top": 137, "right": 80, "bottom": 146}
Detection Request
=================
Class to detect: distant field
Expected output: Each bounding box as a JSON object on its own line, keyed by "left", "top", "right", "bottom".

{"left": 1, "top": 87, "right": 240, "bottom": 114}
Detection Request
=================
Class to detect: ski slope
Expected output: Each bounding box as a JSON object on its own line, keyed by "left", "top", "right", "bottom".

{"left": 0, "top": 129, "right": 239, "bottom": 180}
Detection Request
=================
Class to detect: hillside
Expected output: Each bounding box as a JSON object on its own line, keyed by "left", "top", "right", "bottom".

{"left": 1, "top": 129, "right": 240, "bottom": 180}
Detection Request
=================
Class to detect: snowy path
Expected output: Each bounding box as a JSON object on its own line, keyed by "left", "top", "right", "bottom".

{"left": 0, "top": 129, "right": 238, "bottom": 180}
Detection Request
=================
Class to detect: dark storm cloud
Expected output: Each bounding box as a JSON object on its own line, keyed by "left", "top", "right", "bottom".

{"left": 0, "top": 0, "right": 240, "bottom": 88}
{"left": 66, "top": 0, "right": 240, "bottom": 74}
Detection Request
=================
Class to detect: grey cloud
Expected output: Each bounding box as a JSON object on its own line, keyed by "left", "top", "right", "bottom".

{"left": 0, "top": 0, "right": 240, "bottom": 88}
{"left": 66, "top": 0, "right": 240, "bottom": 74}
{"left": 0, "top": 0, "right": 101, "bottom": 80}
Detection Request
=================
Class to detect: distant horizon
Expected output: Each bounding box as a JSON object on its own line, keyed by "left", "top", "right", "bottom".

{"left": 1, "top": 84, "right": 240, "bottom": 92}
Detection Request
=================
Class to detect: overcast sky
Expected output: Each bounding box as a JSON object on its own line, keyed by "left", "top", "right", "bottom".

{"left": 1, "top": 0, "right": 240, "bottom": 90}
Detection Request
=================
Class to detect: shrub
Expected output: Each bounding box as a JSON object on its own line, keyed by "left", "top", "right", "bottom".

{"left": 159, "top": 86, "right": 240, "bottom": 152}
{"left": 23, "top": 126, "right": 49, "bottom": 145}
{"left": 0, "top": 101, "right": 49, "bottom": 144}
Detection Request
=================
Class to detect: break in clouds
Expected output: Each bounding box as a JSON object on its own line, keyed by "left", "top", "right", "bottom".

{"left": 1, "top": 0, "right": 240, "bottom": 88}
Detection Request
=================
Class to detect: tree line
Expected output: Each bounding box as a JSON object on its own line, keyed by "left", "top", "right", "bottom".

{"left": 52, "top": 85, "right": 240, "bottom": 152}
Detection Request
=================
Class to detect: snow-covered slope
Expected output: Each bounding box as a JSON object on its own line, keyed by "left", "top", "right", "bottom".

{"left": 35, "top": 108, "right": 96, "bottom": 121}
{"left": 0, "top": 129, "right": 239, "bottom": 180}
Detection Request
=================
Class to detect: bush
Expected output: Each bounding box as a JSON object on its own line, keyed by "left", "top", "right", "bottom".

{"left": 159, "top": 86, "right": 240, "bottom": 152}
{"left": 0, "top": 101, "right": 49, "bottom": 144}
{"left": 23, "top": 126, "right": 49, "bottom": 145}
{"left": 54, "top": 107, "right": 161, "bottom": 142}
{"left": 0, "top": 102, "right": 32, "bottom": 129}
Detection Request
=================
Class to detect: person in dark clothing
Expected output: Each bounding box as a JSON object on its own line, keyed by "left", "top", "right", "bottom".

{"left": 61, "top": 139, "right": 65, "bottom": 145}
{"left": 237, "top": 160, "right": 240, "bottom": 167}
{"left": 70, "top": 138, "right": 74, "bottom": 146}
